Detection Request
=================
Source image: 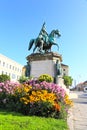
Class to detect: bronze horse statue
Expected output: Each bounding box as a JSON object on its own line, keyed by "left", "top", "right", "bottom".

{"left": 28, "top": 29, "right": 61, "bottom": 53}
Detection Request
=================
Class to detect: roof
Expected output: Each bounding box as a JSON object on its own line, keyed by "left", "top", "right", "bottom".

{"left": 61, "top": 63, "right": 69, "bottom": 67}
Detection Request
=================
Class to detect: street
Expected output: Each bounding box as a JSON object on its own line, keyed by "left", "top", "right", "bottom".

{"left": 73, "top": 91, "right": 87, "bottom": 104}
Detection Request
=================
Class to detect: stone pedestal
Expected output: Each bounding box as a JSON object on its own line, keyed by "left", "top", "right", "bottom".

{"left": 56, "top": 76, "right": 64, "bottom": 85}
{"left": 56, "top": 76, "right": 69, "bottom": 95}
{"left": 26, "top": 52, "right": 62, "bottom": 79}
{"left": 56, "top": 76, "right": 66, "bottom": 88}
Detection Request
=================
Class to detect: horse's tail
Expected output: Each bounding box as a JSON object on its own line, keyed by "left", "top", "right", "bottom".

{"left": 28, "top": 39, "right": 34, "bottom": 50}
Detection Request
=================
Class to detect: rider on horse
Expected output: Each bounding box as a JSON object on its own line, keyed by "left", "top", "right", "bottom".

{"left": 28, "top": 23, "right": 61, "bottom": 53}
{"left": 38, "top": 22, "right": 48, "bottom": 44}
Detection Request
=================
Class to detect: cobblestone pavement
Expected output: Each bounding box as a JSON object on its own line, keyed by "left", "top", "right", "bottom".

{"left": 67, "top": 91, "right": 87, "bottom": 130}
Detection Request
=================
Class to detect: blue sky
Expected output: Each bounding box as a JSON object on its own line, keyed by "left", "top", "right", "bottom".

{"left": 0, "top": 0, "right": 87, "bottom": 83}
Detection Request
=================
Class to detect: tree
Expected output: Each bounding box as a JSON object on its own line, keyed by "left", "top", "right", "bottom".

{"left": 63, "top": 76, "right": 73, "bottom": 88}
{"left": 18, "top": 76, "right": 29, "bottom": 83}
{"left": 0, "top": 74, "right": 10, "bottom": 82}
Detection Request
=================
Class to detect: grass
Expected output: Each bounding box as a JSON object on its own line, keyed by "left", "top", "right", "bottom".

{"left": 0, "top": 110, "right": 69, "bottom": 130}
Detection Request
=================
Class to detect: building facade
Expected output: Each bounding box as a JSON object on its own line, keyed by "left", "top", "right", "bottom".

{"left": 0, "top": 53, "right": 23, "bottom": 82}
{"left": 61, "top": 63, "right": 69, "bottom": 76}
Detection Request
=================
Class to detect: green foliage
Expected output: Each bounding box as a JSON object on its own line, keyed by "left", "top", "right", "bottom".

{"left": 63, "top": 76, "right": 73, "bottom": 88}
{"left": 38, "top": 74, "right": 53, "bottom": 83}
{"left": 27, "top": 101, "right": 59, "bottom": 118}
{"left": 18, "top": 76, "right": 28, "bottom": 83}
{"left": 0, "top": 74, "right": 10, "bottom": 82}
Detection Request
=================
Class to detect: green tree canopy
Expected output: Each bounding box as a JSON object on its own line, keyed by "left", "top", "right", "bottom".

{"left": 63, "top": 76, "right": 73, "bottom": 88}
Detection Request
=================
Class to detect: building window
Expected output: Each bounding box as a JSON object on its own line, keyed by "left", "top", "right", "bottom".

{"left": 6, "top": 64, "right": 8, "bottom": 68}
{"left": 17, "top": 75, "right": 19, "bottom": 80}
{"left": 13, "top": 66, "right": 14, "bottom": 70}
{"left": 2, "top": 71, "right": 4, "bottom": 74}
{"left": 9, "top": 65, "right": 11, "bottom": 69}
{"left": 15, "top": 67, "right": 17, "bottom": 71}
{"left": 63, "top": 73, "right": 66, "bottom": 76}
{"left": 12, "top": 74, "right": 16, "bottom": 79}
{"left": 3, "top": 62, "right": 5, "bottom": 67}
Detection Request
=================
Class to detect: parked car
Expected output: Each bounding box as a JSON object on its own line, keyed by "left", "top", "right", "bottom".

{"left": 83, "top": 87, "right": 87, "bottom": 92}
{"left": 69, "top": 86, "right": 76, "bottom": 91}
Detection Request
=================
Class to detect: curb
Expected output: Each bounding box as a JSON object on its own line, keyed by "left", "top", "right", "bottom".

{"left": 67, "top": 93, "right": 78, "bottom": 130}
{"left": 67, "top": 107, "right": 74, "bottom": 130}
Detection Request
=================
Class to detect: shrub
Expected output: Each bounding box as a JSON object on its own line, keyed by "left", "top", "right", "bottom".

{"left": 18, "top": 76, "right": 29, "bottom": 83}
{"left": 0, "top": 81, "right": 19, "bottom": 109}
{"left": 0, "top": 74, "right": 10, "bottom": 82}
{"left": 38, "top": 74, "right": 53, "bottom": 83}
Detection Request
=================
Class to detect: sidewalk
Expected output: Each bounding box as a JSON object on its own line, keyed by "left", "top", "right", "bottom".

{"left": 69, "top": 91, "right": 78, "bottom": 99}
{"left": 67, "top": 91, "right": 77, "bottom": 130}
{"left": 67, "top": 92, "right": 87, "bottom": 130}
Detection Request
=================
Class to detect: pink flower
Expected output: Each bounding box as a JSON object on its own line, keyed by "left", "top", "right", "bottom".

{"left": 0, "top": 88, "right": 2, "bottom": 92}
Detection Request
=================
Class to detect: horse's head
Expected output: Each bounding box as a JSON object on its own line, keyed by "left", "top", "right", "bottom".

{"left": 55, "top": 29, "right": 61, "bottom": 37}
{"left": 49, "top": 29, "right": 61, "bottom": 38}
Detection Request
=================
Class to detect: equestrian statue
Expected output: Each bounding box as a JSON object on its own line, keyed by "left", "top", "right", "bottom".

{"left": 28, "top": 22, "right": 61, "bottom": 53}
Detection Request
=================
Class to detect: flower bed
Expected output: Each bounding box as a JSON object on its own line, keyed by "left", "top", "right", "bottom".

{"left": 0, "top": 79, "right": 73, "bottom": 119}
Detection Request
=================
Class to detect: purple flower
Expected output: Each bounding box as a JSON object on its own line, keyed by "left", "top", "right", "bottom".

{"left": 0, "top": 81, "right": 20, "bottom": 94}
